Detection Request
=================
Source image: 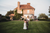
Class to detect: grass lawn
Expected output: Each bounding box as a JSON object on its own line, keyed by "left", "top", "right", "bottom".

{"left": 0, "top": 21, "right": 50, "bottom": 33}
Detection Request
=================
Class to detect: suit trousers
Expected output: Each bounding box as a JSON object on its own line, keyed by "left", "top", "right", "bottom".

{"left": 26, "top": 22, "right": 28, "bottom": 30}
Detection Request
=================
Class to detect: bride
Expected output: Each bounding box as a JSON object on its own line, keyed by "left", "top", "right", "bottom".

{"left": 23, "top": 19, "right": 27, "bottom": 29}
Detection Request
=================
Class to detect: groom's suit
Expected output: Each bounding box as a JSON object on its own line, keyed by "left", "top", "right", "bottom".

{"left": 26, "top": 21, "right": 28, "bottom": 30}
{"left": 26, "top": 18, "right": 30, "bottom": 30}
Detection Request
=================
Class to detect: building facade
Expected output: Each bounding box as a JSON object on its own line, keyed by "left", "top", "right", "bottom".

{"left": 14, "top": 1, "right": 35, "bottom": 19}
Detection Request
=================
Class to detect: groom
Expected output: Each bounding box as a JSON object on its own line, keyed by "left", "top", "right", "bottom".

{"left": 26, "top": 16, "right": 30, "bottom": 30}
{"left": 26, "top": 20, "right": 28, "bottom": 30}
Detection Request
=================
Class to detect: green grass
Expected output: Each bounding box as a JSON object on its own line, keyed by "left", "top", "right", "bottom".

{"left": 0, "top": 21, "right": 50, "bottom": 33}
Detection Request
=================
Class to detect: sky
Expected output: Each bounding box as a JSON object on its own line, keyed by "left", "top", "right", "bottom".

{"left": 0, "top": 0, "right": 50, "bottom": 18}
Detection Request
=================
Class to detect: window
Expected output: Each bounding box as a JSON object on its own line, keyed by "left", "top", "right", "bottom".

{"left": 27, "top": 10, "right": 29, "bottom": 13}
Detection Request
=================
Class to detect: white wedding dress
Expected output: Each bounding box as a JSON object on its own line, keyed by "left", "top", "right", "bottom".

{"left": 23, "top": 22, "right": 27, "bottom": 29}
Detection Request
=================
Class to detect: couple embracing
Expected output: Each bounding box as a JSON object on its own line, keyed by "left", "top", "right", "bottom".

{"left": 23, "top": 16, "right": 30, "bottom": 30}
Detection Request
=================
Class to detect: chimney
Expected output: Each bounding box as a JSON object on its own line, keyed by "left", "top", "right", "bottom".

{"left": 18, "top": 1, "right": 20, "bottom": 10}
{"left": 27, "top": 3, "right": 30, "bottom": 6}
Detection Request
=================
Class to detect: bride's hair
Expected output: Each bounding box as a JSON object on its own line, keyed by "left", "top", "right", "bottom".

{"left": 27, "top": 16, "right": 29, "bottom": 18}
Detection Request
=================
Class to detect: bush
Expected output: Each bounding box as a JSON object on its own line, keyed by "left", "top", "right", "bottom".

{"left": 13, "top": 16, "right": 17, "bottom": 20}
{"left": 13, "top": 14, "right": 23, "bottom": 20}
{"left": 1, "top": 17, "right": 7, "bottom": 21}
{"left": 5, "top": 16, "right": 10, "bottom": 20}
{"left": 38, "top": 19, "right": 47, "bottom": 21}
{"left": 5, "top": 16, "right": 10, "bottom": 19}
{"left": 30, "top": 19, "right": 33, "bottom": 21}
{"left": 13, "top": 16, "right": 21, "bottom": 20}
{"left": 0, "top": 16, "right": 11, "bottom": 22}
{"left": 47, "top": 19, "right": 50, "bottom": 21}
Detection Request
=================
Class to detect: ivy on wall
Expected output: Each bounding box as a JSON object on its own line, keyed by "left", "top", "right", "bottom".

{"left": 13, "top": 9, "right": 23, "bottom": 20}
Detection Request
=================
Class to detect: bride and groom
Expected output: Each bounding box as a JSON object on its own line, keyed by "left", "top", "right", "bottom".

{"left": 23, "top": 16, "right": 30, "bottom": 30}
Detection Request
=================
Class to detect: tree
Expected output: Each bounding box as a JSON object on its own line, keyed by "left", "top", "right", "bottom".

{"left": 38, "top": 13, "right": 48, "bottom": 19}
{"left": 13, "top": 9, "right": 23, "bottom": 20}
{"left": 22, "top": 9, "right": 23, "bottom": 15}
{"left": 48, "top": 6, "right": 50, "bottom": 16}
{"left": 49, "top": 10, "right": 50, "bottom": 16}
{"left": 49, "top": 11, "right": 50, "bottom": 13}
{"left": 14, "top": 9, "right": 18, "bottom": 16}
{"left": 5, "top": 10, "right": 14, "bottom": 16}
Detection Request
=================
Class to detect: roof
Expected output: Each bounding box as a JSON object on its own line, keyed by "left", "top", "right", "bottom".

{"left": 14, "top": 7, "right": 18, "bottom": 10}
{"left": 20, "top": 5, "right": 34, "bottom": 9}
{"left": 9, "top": 14, "right": 14, "bottom": 17}
{"left": 14, "top": 5, "right": 35, "bottom": 9}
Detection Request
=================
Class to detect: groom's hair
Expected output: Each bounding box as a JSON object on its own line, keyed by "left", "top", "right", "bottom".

{"left": 27, "top": 16, "right": 29, "bottom": 18}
